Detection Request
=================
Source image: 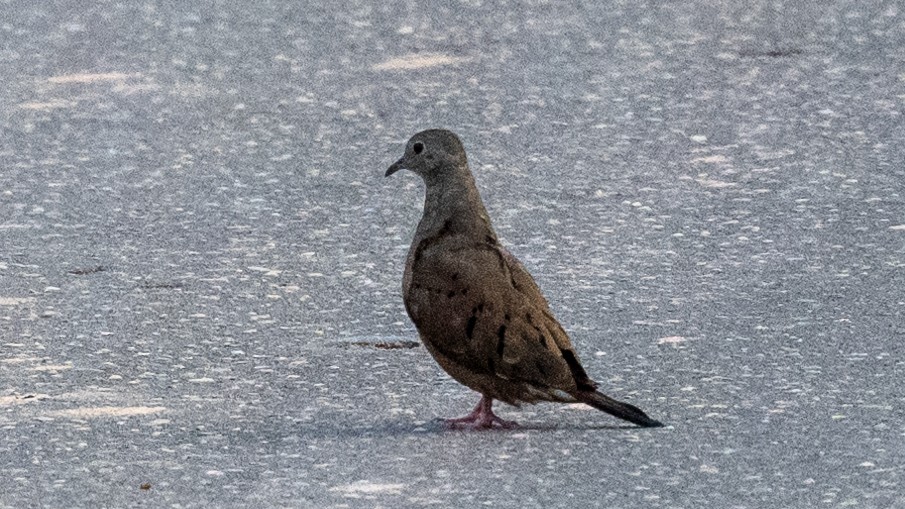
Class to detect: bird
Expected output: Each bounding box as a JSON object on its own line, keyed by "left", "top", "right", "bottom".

{"left": 385, "top": 129, "right": 662, "bottom": 430}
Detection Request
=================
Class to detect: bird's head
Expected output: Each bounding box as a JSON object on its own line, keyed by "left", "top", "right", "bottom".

{"left": 385, "top": 129, "right": 468, "bottom": 180}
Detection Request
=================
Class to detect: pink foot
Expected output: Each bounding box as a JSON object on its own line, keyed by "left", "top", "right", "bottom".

{"left": 442, "top": 396, "right": 519, "bottom": 430}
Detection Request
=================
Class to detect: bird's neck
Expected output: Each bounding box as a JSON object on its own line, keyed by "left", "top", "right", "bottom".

{"left": 415, "top": 171, "right": 496, "bottom": 243}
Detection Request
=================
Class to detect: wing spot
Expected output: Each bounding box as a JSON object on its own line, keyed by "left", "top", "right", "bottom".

{"left": 496, "top": 325, "right": 507, "bottom": 356}
{"left": 465, "top": 316, "right": 477, "bottom": 339}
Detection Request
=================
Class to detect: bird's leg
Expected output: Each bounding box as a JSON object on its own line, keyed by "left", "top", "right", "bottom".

{"left": 443, "top": 395, "right": 519, "bottom": 430}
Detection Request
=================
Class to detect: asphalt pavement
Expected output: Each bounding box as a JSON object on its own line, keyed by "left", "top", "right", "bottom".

{"left": 1, "top": 1, "right": 903, "bottom": 507}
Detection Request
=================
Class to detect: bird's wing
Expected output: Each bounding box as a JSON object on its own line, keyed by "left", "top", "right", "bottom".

{"left": 405, "top": 235, "right": 597, "bottom": 396}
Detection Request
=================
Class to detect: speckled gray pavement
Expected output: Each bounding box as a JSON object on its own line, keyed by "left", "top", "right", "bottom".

{"left": 1, "top": 1, "right": 903, "bottom": 508}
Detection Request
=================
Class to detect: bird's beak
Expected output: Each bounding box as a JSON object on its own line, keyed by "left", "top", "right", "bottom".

{"left": 385, "top": 157, "right": 406, "bottom": 177}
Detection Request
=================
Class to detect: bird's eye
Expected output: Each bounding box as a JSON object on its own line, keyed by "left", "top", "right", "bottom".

{"left": 413, "top": 142, "right": 424, "bottom": 154}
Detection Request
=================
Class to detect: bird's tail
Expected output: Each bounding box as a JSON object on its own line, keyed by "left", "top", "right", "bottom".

{"left": 574, "top": 390, "right": 663, "bottom": 428}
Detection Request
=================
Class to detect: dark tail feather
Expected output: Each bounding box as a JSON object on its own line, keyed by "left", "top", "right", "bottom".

{"left": 575, "top": 390, "right": 663, "bottom": 428}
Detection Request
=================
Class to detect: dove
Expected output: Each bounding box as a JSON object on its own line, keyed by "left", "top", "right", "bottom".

{"left": 385, "top": 129, "right": 662, "bottom": 430}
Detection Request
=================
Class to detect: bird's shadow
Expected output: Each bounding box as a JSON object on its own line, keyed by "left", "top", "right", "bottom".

{"left": 295, "top": 418, "right": 656, "bottom": 440}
